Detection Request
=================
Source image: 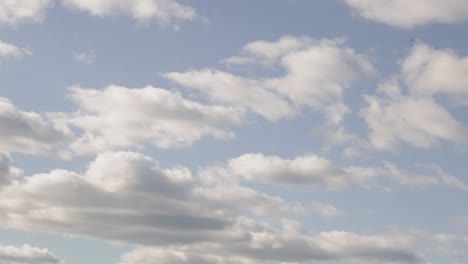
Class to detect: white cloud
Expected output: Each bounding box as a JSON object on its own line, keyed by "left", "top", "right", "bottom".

{"left": 73, "top": 50, "right": 96, "bottom": 64}
{"left": 165, "top": 69, "right": 295, "bottom": 121}
{"left": 0, "top": 0, "right": 52, "bottom": 26}
{"left": 344, "top": 0, "right": 468, "bottom": 28}
{"left": 0, "top": 244, "right": 61, "bottom": 264}
{"left": 167, "top": 36, "right": 375, "bottom": 126}
{"left": 360, "top": 43, "right": 468, "bottom": 151}
{"left": 120, "top": 223, "right": 422, "bottom": 264}
{"left": 226, "top": 153, "right": 379, "bottom": 190}
{"left": 54, "top": 85, "right": 245, "bottom": 155}
{"left": 361, "top": 90, "right": 467, "bottom": 150}
{"left": 0, "top": 152, "right": 22, "bottom": 189}
{"left": 62, "top": 0, "right": 196, "bottom": 27}
{"left": 0, "top": 151, "right": 298, "bottom": 245}
{"left": 402, "top": 43, "right": 468, "bottom": 98}
{"left": 0, "top": 41, "right": 31, "bottom": 62}
{"left": 224, "top": 152, "right": 468, "bottom": 192}
{"left": 0, "top": 151, "right": 425, "bottom": 263}
{"left": 0, "top": 98, "right": 72, "bottom": 155}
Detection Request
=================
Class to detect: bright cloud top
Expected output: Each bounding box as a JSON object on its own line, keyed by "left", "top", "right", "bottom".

{"left": 54, "top": 85, "right": 244, "bottom": 155}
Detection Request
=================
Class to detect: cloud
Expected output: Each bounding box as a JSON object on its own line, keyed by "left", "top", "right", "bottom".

{"left": 0, "top": 152, "right": 22, "bottom": 189}
{"left": 73, "top": 50, "right": 96, "bottom": 64}
{"left": 344, "top": 0, "right": 468, "bottom": 28}
{"left": 0, "top": 98, "right": 72, "bottom": 155}
{"left": 223, "top": 152, "right": 468, "bottom": 192}
{"left": 62, "top": 0, "right": 196, "bottom": 27}
{"left": 0, "top": 151, "right": 426, "bottom": 263}
{"left": 0, "top": 151, "right": 298, "bottom": 246}
{"left": 360, "top": 43, "right": 468, "bottom": 151}
{"left": 226, "top": 153, "right": 378, "bottom": 190}
{"left": 0, "top": 0, "right": 52, "bottom": 26}
{"left": 53, "top": 85, "right": 245, "bottom": 155}
{"left": 0, "top": 41, "right": 31, "bottom": 62}
{"left": 165, "top": 69, "right": 295, "bottom": 121}
{"left": 0, "top": 244, "right": 61, "bottom": 264}
{"left": 402, "top": 43, "right": 468, "bottom": 98}
{"left": 120, "top": 223, "right": 422, "bottom": 264}
{"left": 167, "top": 36, "right": 374, "bottom": 126}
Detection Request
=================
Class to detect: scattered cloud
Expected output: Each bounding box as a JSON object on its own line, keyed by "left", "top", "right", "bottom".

{"left": 344, "top": 0, "right": 468, "bottom": 28}
{"left": 360, "top": 43, "right": 468, "bottom": 151}
{"left": 73, "top": 50, "right": 96, "bottom": 64}
{"left": 0, "top": 40, "right": 31, "bottom": 62}
{"left": 0, "top": 244, "right": 61, "bottom": 264}
{"left": 0, "top": 0, "right": 52, "bottom": 26}
{"left": 167, "top": 36, "right": 375, "bottom": 126}
{"left": 0, "top": 98, "right": 72, "bottom": 155}
{"left": 53, "top": 85, "right": 245, "bottom": 156}
{"left": 62, "top": 0, "right": 197, "bottom": 27}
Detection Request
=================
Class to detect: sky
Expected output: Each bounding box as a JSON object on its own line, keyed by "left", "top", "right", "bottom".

{"left": 1, "top": 0, "right": 468, "bottom": 263}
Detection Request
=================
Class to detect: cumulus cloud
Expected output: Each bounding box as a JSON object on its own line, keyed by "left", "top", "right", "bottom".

{"left": 120, "top": 223, "right": 422, "bottom": 264}
{"left": 165, "top": 69, "right": 295, "bottom": 121}
{"left": 0, "top": 151, "right": 299, "bottom": 246}
{"left": 0, "top": 98, "right": 72, "bottom": 155}
{"left": 167, "top": 36, "right": 375, "bottom": 126}
{"left": 344, "top": 0, "right": 468, "bottom": 28}
{"left": 0, "top": 0, "right": 52, "bottom": 26}
{"left": 53, "top": 85, "right": 244, "bottom": 155}
{"left": 223, "top": 152, "right": 468, "bottom": 192}
{"left": 0, "top": 151, "right": 426, "bottom": 263}
{"left": 0, "top": 41, "right": 31, "bottom": 62}
{"left": 62, "top": 0, "right": 196, "bottom": 27}
{"left": 360, "top": 43, "right": 468, "bottom": 151}
{"left": 0, "top": 153, "right": 22, "bottom": 189}
{"left": 402, "top": 43, "right": 468, "bottom": 98}
{"left": 226, "top": 153, "right": 378, "bottom": 190}
{"left": 0, "top": 244, "right": 61, "bottom": 264}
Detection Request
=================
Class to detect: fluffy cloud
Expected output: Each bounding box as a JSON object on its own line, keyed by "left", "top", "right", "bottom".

{"left": 0, "top": 151, "right": 425, "bottom": 263}
{"left": 0, "top": 41, "right": 31, "bottom": 62}
{"left": 0, "top": 153, "right": 22, "bottom": 189}
{"left": 0, "top": 0, "right": 52, "bottom": 26}
{"left": 0, "top": 98, "right": 72, "bottom": 155}
{"left": 0, "top": 244, "right": 61, "bottom": 264}
{"left": 62, "top": 0, "right": 196, "bottom": 26}
{"left": 226, "top": 153, "right": 378, "bottom": 190}
{"left": 360, "top": 43, "right": 468, "bottom": 151}
{"left": 54, "top": 85, "right": 244, "bottom": 155}
{"left": 224, "top": 152, "right": 468, "bottom": 192}
{"left": 0, "top": 151, "right": 298, "bottom": 246}
{"left": 120, "top": 224, "right": 422, "bottom": 264}
{"left": 165, "top": 69, "right": 295, "bottom": 121}
{"left": 167, "top": 36, "right": 374, "bottom": 125}
{"left": 402, "top": 43, "right": 468, "bottom": 98}
{"left": 344, "top": 0, "right": 468, "bottom": 28}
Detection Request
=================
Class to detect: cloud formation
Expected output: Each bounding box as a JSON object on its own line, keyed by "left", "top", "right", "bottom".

{"left": 361, "top": 43, "right": 468, "bottom": 151}
{"left": 0, "top": 41, "right": 31, "bottom": 62}
{"left": 62, "top": 0, "right": 197, "bottom": 26}
{"left": 167, "top": 36, "right": 375, "bottom": 126}
{"left": 344, "top": 0, "right": 468, "bottom": 28}
{"left": 0, "top": 244, "right": 61, "bottom": 264}
{"left": 54, "top": 85, "right": 244, "bottom": 155}
{"left": 0, "top": 0, "right": 52, "bottom": 26}
{"left": 0, "top": 98, "right": 72, "bottom": 155}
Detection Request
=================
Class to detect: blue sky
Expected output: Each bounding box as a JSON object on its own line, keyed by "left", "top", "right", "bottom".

{"left": 1, "top": 1, "right": 468, "bottom": 264}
